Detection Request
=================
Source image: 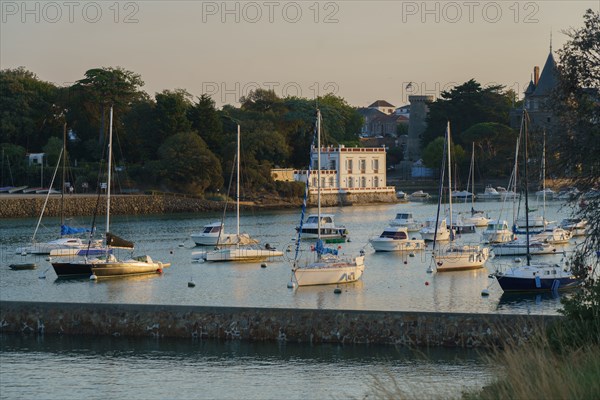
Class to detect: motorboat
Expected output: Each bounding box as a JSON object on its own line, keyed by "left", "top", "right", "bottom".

{"left": 556, "top": 187, "right": 579, "bottom": 201}
{"left": 514, "top": 214, "right": 547, "bottom": 234}
{"left": 409, "top": 190, "right": 430, "bottom": 202}
{"left": 420, "top": 218, "right": 451, "bottom": 241}
{"left": 296, "top": 214, "right": 348, "bottom": 240}
{"left": 559, "top": 218, "right": 588, "bottom": 237}
{"left": 459, "top": 209, "right": 490, "bottom": 227}
{"left": 388, "top": 212, "right": 423, "bottom": 232}
{"left": 451, "top": 190, "right": 474, "bottom": 201}
{"left": 190, "top": 222, "right": 257, "bottom": 246}
{"left": 476, "top": 185, "right": 501, "bottom": 201}
{"left": 491, "top": 239, "right": 557, "bottom": 256}
{"left": 535, "top": 188, "right": 555, "bottom": 200}
{"left": 496, "top": 186, "right": 518, "bottom": 201}
{"left": 369, "top": 226, "right": 426, "bottom": 252}
{"left": 396, "top": 190, "right": 408, "bottom": 200}
{"left": 448, "top": 215, "right": 476, "bottom": 234}
{"left": 532, "top": 226, "right": 572, "bottom": 244}
{"left": 482, "top": 220, "right": 515, "bottom": 244}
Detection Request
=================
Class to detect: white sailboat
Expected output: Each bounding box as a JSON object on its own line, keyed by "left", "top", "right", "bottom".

{"left": 289, "top": 109, "right": 365, "bottom": 287}
{"left": 51, "top": 106, "right": 170, "bottom": 278}
{"left": 430, "top": 122, "right": 489, "bottom": 272}
{"left": 16, "top": 123, "right": 106, "bottom": 257}
{"left": 458, "top": 143, "right": 490, "bottom": 227}
{"left": 203, "top": 124, "right": 282, "bottom": 262}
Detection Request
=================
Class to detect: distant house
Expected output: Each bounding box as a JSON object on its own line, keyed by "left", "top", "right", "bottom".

{"left": 368, "top": 100, "right": 396, "bottom": 115}
{"left": 357, "top": 108, "right": 398, "bottom": 138}
{"left": 27, "top": 153, "right": 45, "bottom": 166}
{"left": 394, "top": 104, "right": 410, "bottom": 118}
{"left": 273, "top": 145, "right": 394, "bottom": 196}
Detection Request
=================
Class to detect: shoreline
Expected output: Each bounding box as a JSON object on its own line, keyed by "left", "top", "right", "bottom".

{"left": 0, "top": 193, "right": 302, "bottom": 219}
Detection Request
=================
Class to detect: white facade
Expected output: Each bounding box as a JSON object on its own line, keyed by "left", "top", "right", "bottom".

{"left": 294, "top": 145, "right": 392, "bottom": 194}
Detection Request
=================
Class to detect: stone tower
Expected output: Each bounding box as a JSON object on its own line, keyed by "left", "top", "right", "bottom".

{"left": 406, "top": 95, "right": 433, "bottom": 162}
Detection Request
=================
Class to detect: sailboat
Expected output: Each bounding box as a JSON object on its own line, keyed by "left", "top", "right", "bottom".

{"left": 289, "top": 109, "right": 365, "bottom": 286}
{"left": 202, "top": 124, "right": 282, "bottom": 262}
{"left": 51, "top": 106, "right": 170, "bottom": 278}
{"left": 430, "top": 122, "right": 489, "bottom": 272}
{"left": 493, "top": 110, "right": 581, "bottom": 292}
{"left": 16, "top": 123, "right": 106, "bottom": 257}
{"left": 458, "top": 143, "right": 490, "bottom": 227}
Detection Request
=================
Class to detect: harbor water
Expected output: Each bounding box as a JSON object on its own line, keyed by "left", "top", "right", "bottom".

{"left": 0, "top": 199, "right": 583, "bottom": 398}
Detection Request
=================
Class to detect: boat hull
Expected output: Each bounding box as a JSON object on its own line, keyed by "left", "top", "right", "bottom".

{"left": 370, "top": 238, "right": 425, "bottom": 252}
{"left": 434, "top": 247, "right": 489, "bottom": 271}
{"left": 491, "top": 242, "right": 557, "bottom": 256}
{"left": 205, "top": 248, "right": 283, "bottom": 262}
{"left": 52, "top": 259, "right": 169, "bottom": 278}
{"left": 496, "top": 275, "right": 581, "bottom": 292}
{"left": 294, "top": 258, "right": 364, "bottom": 286}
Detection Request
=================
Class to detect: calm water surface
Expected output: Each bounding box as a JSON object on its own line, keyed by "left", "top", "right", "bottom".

{"left": 0, "top": 199, "right": 582, "bottom": 399}
{"left": 0, "top": 200, "right": 580, "bottom": 314}
{"left": 0, "top": 333, "right": 494, "bottom": 400}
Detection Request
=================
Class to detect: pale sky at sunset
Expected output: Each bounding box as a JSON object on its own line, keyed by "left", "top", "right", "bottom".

{"left": 1, "top": 1, "right": 598, "bottom": 107}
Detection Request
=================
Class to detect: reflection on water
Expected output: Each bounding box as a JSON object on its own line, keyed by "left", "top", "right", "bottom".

{"left": 0, "top": 333, "right": 494, "bottom": 400}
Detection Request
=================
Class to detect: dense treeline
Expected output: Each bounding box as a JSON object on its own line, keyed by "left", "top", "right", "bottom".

{"left": 0, "top": 67, "right": 361, "bottom": 195}
{"left": 420, "top": 79, "right": 519, "bottom": 178}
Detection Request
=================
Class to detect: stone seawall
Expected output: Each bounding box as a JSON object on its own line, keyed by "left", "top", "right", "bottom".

{"left": 0, "top": 192, "right": 397, "bottom": 218}
{"left": 0, "top": 301, "right": 559, "bottom": 348}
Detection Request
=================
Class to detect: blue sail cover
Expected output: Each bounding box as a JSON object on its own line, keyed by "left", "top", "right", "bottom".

{"left": 60, "top": 225, "right": 91, "bottom": 235}
{"left": 315, "top": 239, "right": 338, "bottom": 256}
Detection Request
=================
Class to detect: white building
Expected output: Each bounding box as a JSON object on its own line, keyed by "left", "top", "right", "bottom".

{"left": 293, "top": 145, "right": 394, "bottom": 194}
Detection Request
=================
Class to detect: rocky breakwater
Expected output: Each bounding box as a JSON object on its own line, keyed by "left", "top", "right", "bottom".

{"left": 0, "top": 194, "right": 225, "bottom": 218}
{"left": 0, "top": 301, "right": 561, "bottom": 348}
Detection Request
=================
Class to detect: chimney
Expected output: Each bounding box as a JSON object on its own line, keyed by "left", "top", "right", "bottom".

{"left": 534, "top": 66, "right": 540, "bottom": 85}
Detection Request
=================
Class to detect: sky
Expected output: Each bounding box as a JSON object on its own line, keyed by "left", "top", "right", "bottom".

{"left": 1, "top": 0, "right": 598, "bottom": 107}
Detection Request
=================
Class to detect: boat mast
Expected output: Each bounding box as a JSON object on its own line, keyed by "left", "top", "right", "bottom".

{"left": 106, "top": 105, "right": 113, "bottom": 236}
{"left": 523, "top": 110, "right": 531, "bottom": 266}
{"left": 447, "top": 122, "right": 453, "bottom": 240}
{"left": 469, "top": 142, "right": 474, "bottom": 209}
{"left": 541, "top": 129, "right": 546, "bottom": 222}
{"left": 317, "top": 109, "right": 321, "bottom": 243}
{"left": 61, "top": 122, "right": 66, "bottom": 226}
{"left": 237, "top": 123, "right": 240, "bottom": 239}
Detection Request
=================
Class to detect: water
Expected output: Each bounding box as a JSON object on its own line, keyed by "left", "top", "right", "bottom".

{"left": 0, "top": 333, "right": 494, "bottom": 400}
{"left": 0, "top": 199, "right": 581, "bottom": 398}
{"left": 0, "top": 200, "right": 579, "bottom": 314}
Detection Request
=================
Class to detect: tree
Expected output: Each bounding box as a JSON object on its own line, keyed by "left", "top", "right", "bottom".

{"left": 154, "top": 89, "right": 193, "bottom": 139}
{"left": 461, "top": 123, "right": 517, "bottom": 177}
{"left": 157, "top": 132, "right": 223, "bottom": 194}
{"left": 69, "top": 67, "right": 145, "bottom": 145}
{"left": 188, "top": 94, "right": 223, "bottom": 152}
{"left": 550, "top": 9, "right": 600, "bottom": 343}
{"left": 0, "top": 68, "right": 61, "bottom": 151}
{"left": 422, "top": 136, "right": 466, "bottom": 170}
{"left": 422, "top": 80, "right": 513, "bottom": 148}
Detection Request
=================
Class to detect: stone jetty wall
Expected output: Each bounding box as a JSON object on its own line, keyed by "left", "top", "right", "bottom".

{"left": 314, "top": 191, "right": 398, "bottom": 207}
{"left": 0, "top": 192, "right": 397, "bottom": 219}
{"left": 0, "top": 301, "right": 559, "bottom": 348}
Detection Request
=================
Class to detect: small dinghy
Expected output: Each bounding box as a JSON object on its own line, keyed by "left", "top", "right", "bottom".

{"left": 9, "top": 263, "right": 37, "bottom": 270}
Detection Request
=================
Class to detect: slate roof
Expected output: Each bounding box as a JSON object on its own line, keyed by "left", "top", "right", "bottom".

{"left": 368, "top": 100, "right": 395, "bottom": 108}
{"left": 531, "top": 52, "right": 558, "bottom": 97}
